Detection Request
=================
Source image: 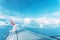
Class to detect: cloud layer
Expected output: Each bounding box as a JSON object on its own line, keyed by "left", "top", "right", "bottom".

{"left": 0, "top": 13, "right": 60, "bottom": 28}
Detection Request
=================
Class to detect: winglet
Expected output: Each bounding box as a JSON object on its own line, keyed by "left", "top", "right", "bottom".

{"left": 10, "top": 19, "right": 15, "bottom": 26}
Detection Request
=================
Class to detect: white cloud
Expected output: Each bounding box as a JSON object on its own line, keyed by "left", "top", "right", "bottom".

{"left": 0, "top": 21, "right": 9, "bottom": 25}
{"left": 0, "top": 14, "right": 60, "bottom": 28}
{"left": 0, "top": 15, "right": 7, "bottom": 19}
{"left": 35, "top": 16, "right": 60, "bottom": 28}
{"left": 35, "top": 17, "right": 51, "bottom": 28}
{"left": 50, "top": 18, "right": 60, "bottom": 24}
{"left": 23, "top": 18, "right": 32, "bottom": 25}
{"left": 36, "top": 17, "right": 51, "bottom": 25}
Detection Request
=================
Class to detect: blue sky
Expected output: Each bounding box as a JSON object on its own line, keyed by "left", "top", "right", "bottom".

{"left": 0, "top": 0, "right": 60, "bottom": 27}
{"left": 0, "top": 0, "right": 60, "bottom": 17}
